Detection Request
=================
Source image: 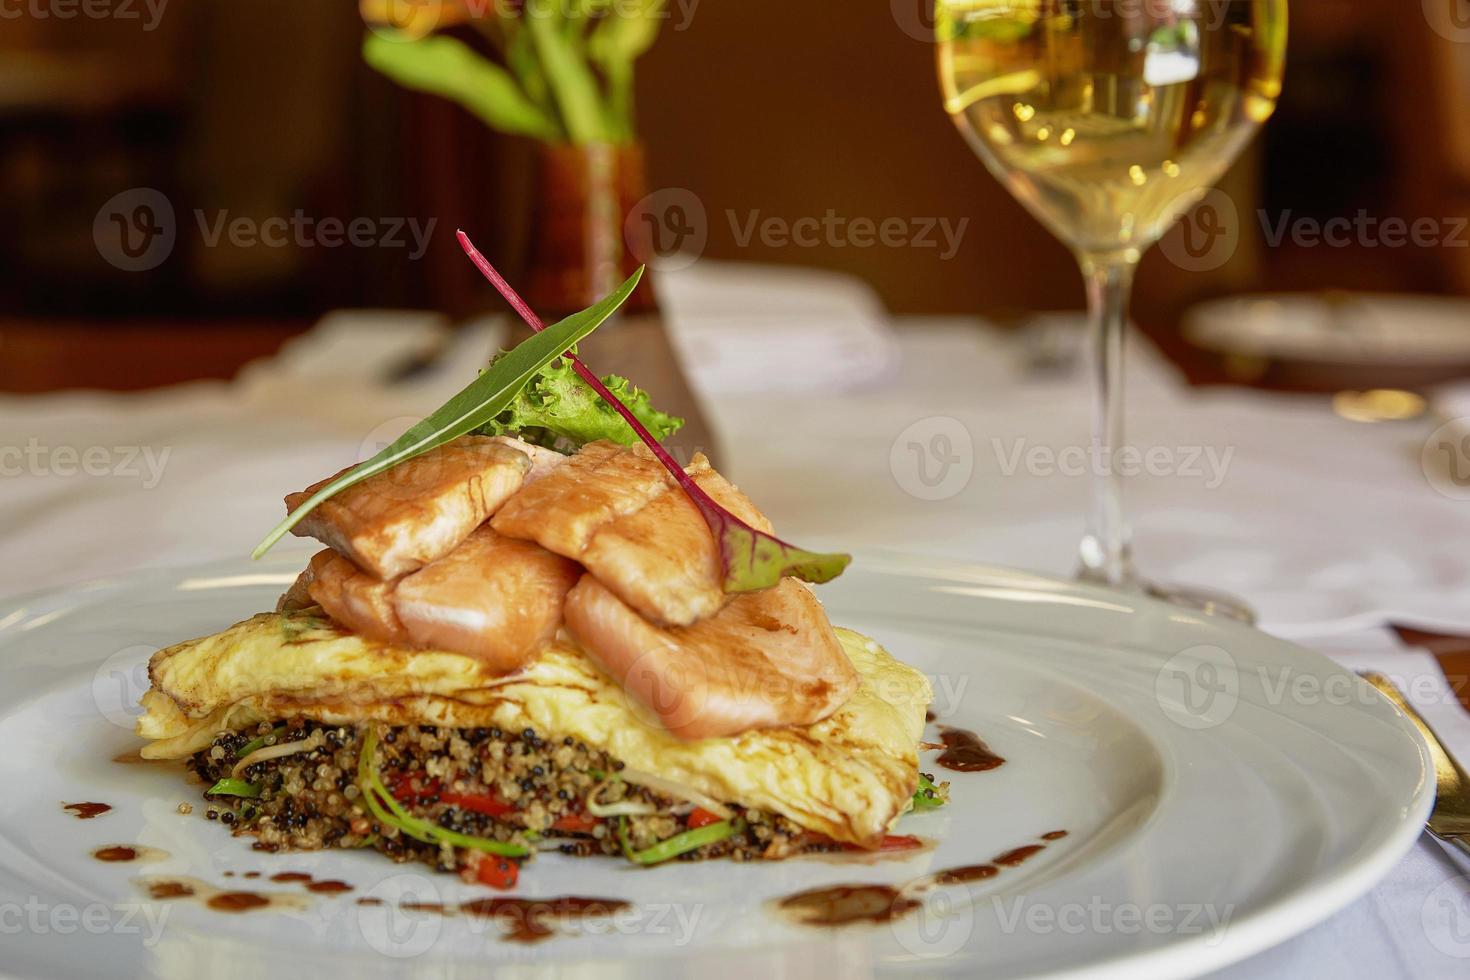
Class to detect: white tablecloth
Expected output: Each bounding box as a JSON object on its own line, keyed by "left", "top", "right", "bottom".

{"left": 1, "top": 262, "right": 1467, "bottom": 976}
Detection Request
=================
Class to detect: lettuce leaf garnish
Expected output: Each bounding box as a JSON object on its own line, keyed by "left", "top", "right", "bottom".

{"left": 457, "top": 229, "right": 851, "bottom": 593}
{"left": 477, "top": 354, "right": 683, "bottom": 451}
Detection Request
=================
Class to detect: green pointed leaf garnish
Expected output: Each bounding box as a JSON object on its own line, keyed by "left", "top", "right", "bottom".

{"left": 250, "top": 266, "right": 644, "bottom": 560}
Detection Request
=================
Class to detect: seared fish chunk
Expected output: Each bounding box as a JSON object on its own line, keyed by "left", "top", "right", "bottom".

{"left": 285, "top": 435, "right": 531, "bottom": 579}
{"left": 489, "top": 436, "right": 566, "bottom": 484}
{"left": 395, "top": 526, "right": 581, "bottom": 672}
{"left": 493, "top": 441, "right": 772, "bottom": 626}
{"left": 305, "top": 531, "right": 578, "bottom": 671}
{"left": 563, "top": 575, "right": 860, "bottom": 740}
{"left": 306, "top": 550, "right": 411, "bottom": 646}
{"left": 276, "top": 562, "right": 318, "bottom": 613}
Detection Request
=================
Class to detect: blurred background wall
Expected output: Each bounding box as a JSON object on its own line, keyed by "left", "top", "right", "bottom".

{"left": 0, "top": 1, "right": 1467, "bottom": 385}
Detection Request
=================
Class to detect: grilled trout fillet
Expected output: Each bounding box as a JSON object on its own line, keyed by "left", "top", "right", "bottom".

{"left": 135, "top": 611, "right": 929, "bottom": 846}
{"left": 493, "top": 441, "right": 772, "bottom": 626}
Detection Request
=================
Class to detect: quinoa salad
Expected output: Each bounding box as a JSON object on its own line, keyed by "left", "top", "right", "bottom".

{"left": 185, "top": 720, "right": 879, "bottom": 889}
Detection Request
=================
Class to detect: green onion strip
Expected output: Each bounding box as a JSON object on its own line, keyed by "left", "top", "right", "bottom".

{"left": 616, "top": 814, "right": 743, "bottom": 865}
{"left": 356, "top": 727, "right": 529, "bottom": 858}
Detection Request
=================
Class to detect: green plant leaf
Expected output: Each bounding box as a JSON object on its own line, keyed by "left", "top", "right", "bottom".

{"left": 588, "top": 0, "right": 663, "bottom": 137}
{"left": 251, "top": 267, "right": 645, "bottom": 560}
{"left": 588, "top": 0, "right": 665, "bottom": 68}
{"left": 525, "top": 5, "right": 610, "bottom": 143}
{"left": 362, "top": 32, "right": 563, "bottom": 141}
{"left": 506, "top": 22, "right": 552, "bottom": 114}
{"left": 476, "top": 356, "right": 683, "bottom": 449}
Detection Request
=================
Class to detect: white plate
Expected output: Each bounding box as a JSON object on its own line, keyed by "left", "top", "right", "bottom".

{"left": 0, "top": 553, "right": 1432, "bottom": 979}
{"left": 1183, "top": 292, "right": 1470, "bottom": 366}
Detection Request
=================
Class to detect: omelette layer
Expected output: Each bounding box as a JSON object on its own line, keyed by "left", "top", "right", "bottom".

{"left": 137, "top": 609, "right": 931, "bottom": 846}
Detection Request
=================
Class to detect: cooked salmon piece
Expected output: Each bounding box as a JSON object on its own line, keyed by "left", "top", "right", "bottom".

{"left": 285, "top": 435, "right": 531, "bottom": 579}
{"left": 579, "top": 469, "right": 771, "bottom": 625}
{"left": 394, "top": 526, "right": 580, "bottom": 672}
{"left": 306, "top": 550, "right": 411, "bottom": 646}
{"left": 493, "top": 441, "right": 773, "bottom": 626}
{"left": 276, "top": 562, "right": 318, "bottom": 613}
{"left": 563, "top": 575, "right": 859, "bottom": 740}
{"left": 489, "top": 436, "right": 566, "bottom": 484}
{"left": 492, "top": 441, "right": 673, "bottom": 558}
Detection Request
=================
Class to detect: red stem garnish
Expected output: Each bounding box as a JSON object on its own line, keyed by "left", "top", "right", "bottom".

{"left": 456, "top": 229, "right": 850, "bottom": 593}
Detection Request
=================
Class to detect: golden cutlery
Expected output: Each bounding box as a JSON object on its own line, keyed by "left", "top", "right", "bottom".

{"left": 1361, "top": 671, "right": 1470, "bottom": 860}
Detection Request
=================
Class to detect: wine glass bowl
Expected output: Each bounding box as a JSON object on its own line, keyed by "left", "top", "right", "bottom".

{"left": 935, "top": 0, "right": 1287, "bottom": 618}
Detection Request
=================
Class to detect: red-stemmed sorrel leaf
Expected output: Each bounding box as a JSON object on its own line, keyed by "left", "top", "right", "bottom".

{"left": 456, "top": 229, "right": 850, "bottom": 593}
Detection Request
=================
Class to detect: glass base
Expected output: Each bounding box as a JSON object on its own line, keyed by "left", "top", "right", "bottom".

{"left": 1077, "top": 568, "right": 1257, "bottom": 626}
{"left": 1143, "top": 582, "right": 1257, "bottom": 626}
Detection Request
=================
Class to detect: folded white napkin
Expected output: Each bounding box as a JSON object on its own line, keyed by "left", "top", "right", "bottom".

{"left": 655, "top": 262, "right": 901, "bottom": 395}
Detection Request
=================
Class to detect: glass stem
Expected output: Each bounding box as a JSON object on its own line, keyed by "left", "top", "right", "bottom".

{"left": 1076, "top": 253, "right": 1138, "bottom": 588}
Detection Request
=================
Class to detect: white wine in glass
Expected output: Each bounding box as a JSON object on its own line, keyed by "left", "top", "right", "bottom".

{"left": 936, "top": 0, "right": 1286, "bottom": 618}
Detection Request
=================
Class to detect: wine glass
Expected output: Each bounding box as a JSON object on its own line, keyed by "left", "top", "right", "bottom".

{"left": 935, "top": 0, "right": 1287, "bottom": 620}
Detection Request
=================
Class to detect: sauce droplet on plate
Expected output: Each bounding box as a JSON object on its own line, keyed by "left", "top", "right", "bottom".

{"left": 134, "top": 876, "right": 308, "bottom": 914}
{"left": 928, "top": 864, "right": 999, "bottom": 885}
{"left": 993, "top": 844, "right": 1045, "bottom": 867}
{"left": 63, "top": 802, "right": 112, "bottom": 819}
{"left": 146, "top": 881, "right": 195, "bottom": 900}
{"left": 935, "top": 727, "right": 1005, "bottom": 772}
{"left": 93, "top": 846, "right": 138, "bottom": 862}
{"left": 269, "top": 872, "right": 313, "bottom": 883}
{"left": 209, "top": 892, "right": 272, "bottom": 913}
{"left": 306, "top": 880, "right": 353, "bottom": 894}
{"left": 777, "top": 885, "right": 919, "bottom": 926}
